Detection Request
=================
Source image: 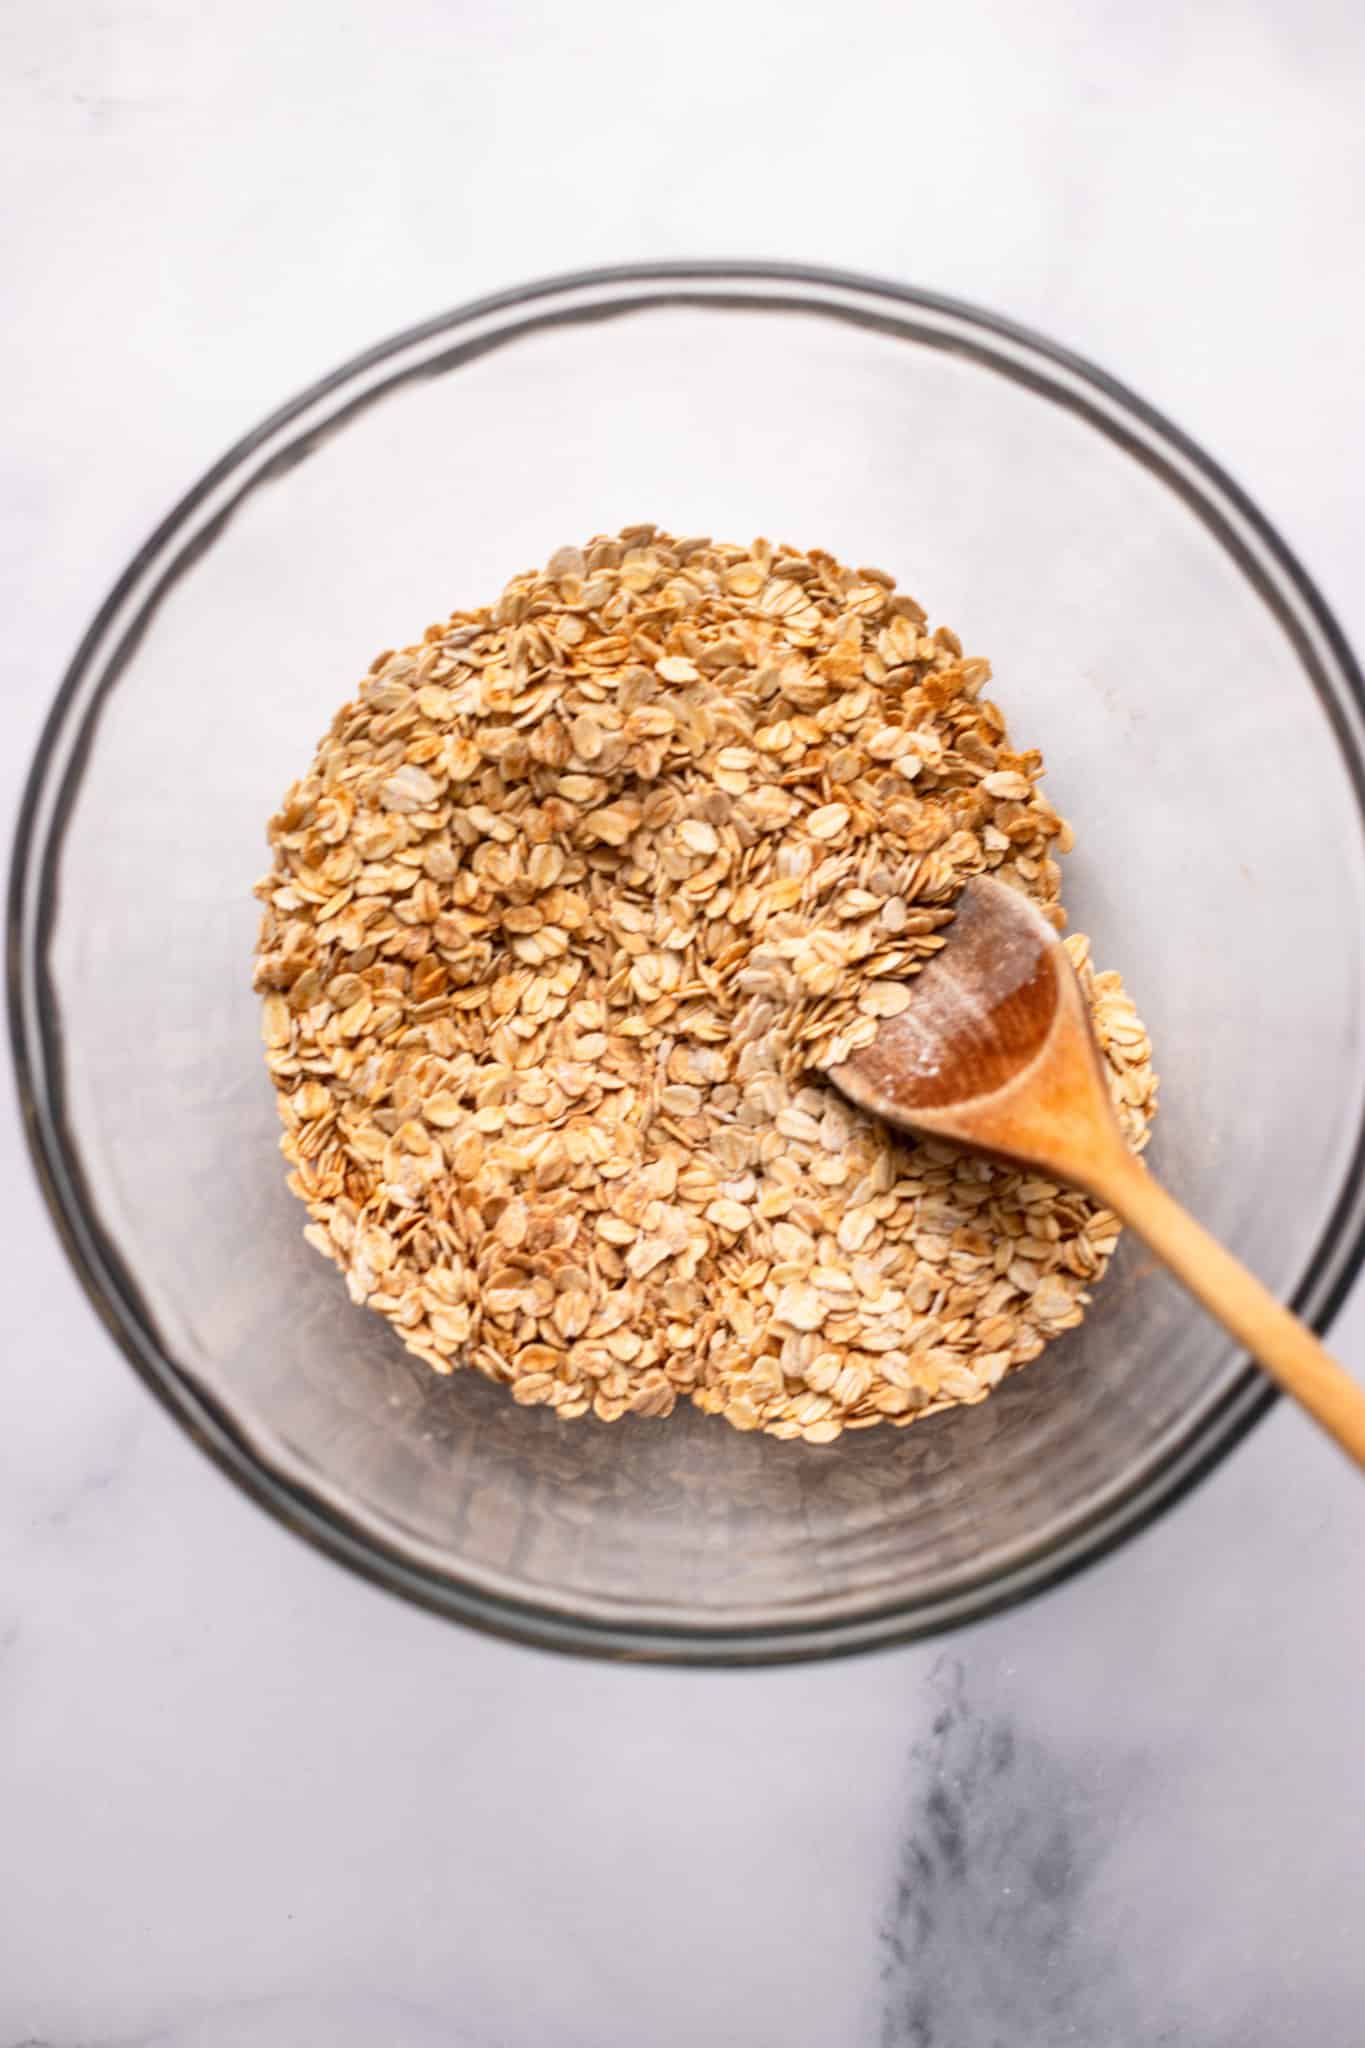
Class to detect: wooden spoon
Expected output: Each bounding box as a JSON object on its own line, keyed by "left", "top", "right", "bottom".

{"left": 829, "top": 875, "right": 1365, "bottom": 1472}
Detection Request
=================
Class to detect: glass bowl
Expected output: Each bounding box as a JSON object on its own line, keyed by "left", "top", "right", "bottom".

{"left": 12, "top": 264, "right": 1365, "bottom": 1664}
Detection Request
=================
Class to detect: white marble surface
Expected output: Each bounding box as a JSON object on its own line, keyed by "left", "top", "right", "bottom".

{"left": 5, "top": 3, "right": 1365, "bottom": 2041}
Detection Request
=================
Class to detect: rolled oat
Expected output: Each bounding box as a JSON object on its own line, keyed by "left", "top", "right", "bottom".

{"left": 254, "top": 528, "right": 1156, "bottom": 1442}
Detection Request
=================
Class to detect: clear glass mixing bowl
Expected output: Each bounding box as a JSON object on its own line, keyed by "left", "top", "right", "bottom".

{"left": 11, "top": 265, "right": 1365, "bottom": 1662}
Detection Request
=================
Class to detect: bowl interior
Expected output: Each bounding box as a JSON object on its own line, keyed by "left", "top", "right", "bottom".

{"left": 19, "top": 272, "right": 1365, "bottom": 1657}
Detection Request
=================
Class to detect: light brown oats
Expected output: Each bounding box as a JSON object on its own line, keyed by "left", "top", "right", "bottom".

{"left": 255, "top": 527, "right": 1157, "bottom": 1442}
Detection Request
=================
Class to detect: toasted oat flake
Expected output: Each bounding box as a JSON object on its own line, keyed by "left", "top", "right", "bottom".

{"left": 255, "top": 527, "right": 1157, "bottom": 1443}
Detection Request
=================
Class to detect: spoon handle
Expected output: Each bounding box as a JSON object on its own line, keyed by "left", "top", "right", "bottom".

{"left": 1096, "top": 1152, "right": 1365, "bottom": 1472}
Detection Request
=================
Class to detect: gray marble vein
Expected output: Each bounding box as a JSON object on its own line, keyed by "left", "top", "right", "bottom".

{"left": 879, "top": 1658, "right": 1150, "bottom": 2048}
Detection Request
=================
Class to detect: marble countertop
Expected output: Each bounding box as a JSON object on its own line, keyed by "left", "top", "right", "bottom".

{"left": 4, "top": 3, "right": 1365, "bottom": 2041}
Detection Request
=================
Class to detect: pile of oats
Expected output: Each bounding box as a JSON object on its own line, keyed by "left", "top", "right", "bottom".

{"left": 255, "top": 527, "right": 1156, "bottom": 1443}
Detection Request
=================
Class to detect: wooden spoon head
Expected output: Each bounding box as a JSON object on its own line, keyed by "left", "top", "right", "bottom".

{"left": 829, "top": 876, "right": 1124, "bottom": 1193}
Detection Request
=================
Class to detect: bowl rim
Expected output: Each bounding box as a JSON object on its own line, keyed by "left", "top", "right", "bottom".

{"left": 11, "top": 259, "right": 1365, "bottom": 1665}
